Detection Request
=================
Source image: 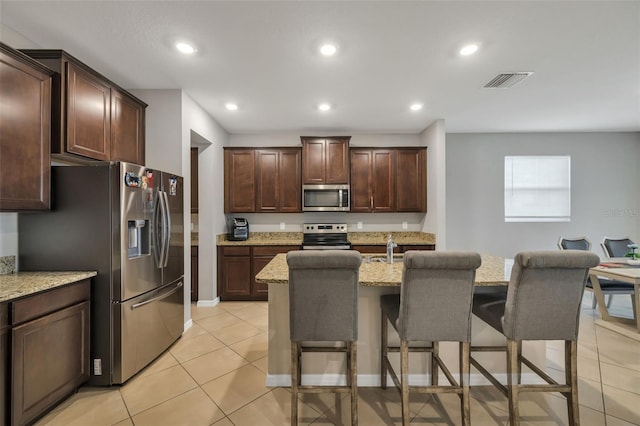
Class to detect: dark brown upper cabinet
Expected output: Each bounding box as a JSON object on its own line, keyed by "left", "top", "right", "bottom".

{"left": 20, "top": 50, "right": 146, "bottom": 165}
{"left": 224, "top": 148, "right": 256, "bottom": 213}
{"left": 0, "top": 43, "right": 53, "bottom": 211}
{"left": 255, "top": 148, "right": 301, "bottom": 213}
{"left": 395, "top": 148, "right": 427, "bottom": 212}
{"left": 301, "top": 136, "right": 350, "bottom": 184}
{"left": 350, "top": 147, "right": 427, "bottom": 213}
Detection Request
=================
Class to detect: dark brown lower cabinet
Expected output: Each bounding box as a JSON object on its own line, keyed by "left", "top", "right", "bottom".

{"left": 6, "top": 279, "right": 90, "bottom": 426}
{"left": 1, "top": 303, "right": 8, "bottom": 426}
{"left": 217, "top": 245, "right": 300, "bottom": 301}
{"left": 352, "top": 244, "right": 435, "bottom": 254}
{"left": 191, "top": 246, "right": 199, "bottom": 302}
{"left": 218, "top": 246, "right": 252, "bottom": 300}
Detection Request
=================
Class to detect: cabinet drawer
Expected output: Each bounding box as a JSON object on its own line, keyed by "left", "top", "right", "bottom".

{"left": 401, "top": 245, "right": 435, "bottom": 252}
{"left": 11, "top": 279, "right": 90, "bottom": 325}
{"left": 222, "top": 246, "right": 251, "bottom": 256}
{"left": 252, "top": 246, "right": 298, "bottom": 256}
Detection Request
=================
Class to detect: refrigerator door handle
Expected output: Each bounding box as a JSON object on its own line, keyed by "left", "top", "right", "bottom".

{"left": 130, "top": 281, "right": 184, "bottom": 310}
{"left": 153, "top": 190, "right": 164, "bottom": 267}
{"left": 161, "top": 191, "right": 171, "bottom": 267}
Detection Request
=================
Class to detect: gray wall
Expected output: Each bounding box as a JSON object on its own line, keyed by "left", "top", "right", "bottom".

{"left": 446, "top": 132, "right": 640, "bottom": 258}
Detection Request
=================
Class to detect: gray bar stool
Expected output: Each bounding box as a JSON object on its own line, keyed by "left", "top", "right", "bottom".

{"left": 471, "top": 250, "right": 600, "bottom": 426}
{"left": 380, "top": 251, "right": 482, "bottom": 426}
{"left": 287, "top": 250, "right": 362, "bottom": 426}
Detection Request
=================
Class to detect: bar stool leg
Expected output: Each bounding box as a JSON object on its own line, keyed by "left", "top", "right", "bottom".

{"left": 431, "top": 341, "right": 439, "bottom": 386}
{"left": 291, "top": 341, "right": 300, "bottom": 426}
{"left": 565, "top": 340, "right": 579, "bottom": 425}
{"left": 506, "top": 339, "right": 520, "bottom": 426}
{"left": 400, "top": 340, "right": 410, "bottom": 426}
{"left": 460, "top": 342, "right": 470, "bottom": 426}
{"left": 349, "top": 341, "right": 358, "bottom": 426}
{"left": 381, "top": 312, "right": 388, "bottom": 389}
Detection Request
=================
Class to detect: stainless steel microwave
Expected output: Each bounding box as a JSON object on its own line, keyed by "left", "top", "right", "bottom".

{"left": 303, "top": 184, "right": 350, "bottom": 212}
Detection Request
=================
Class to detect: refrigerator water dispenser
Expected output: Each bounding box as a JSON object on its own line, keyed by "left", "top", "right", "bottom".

{"left": 128, "top": 219, "right": 149, "bottom": 258}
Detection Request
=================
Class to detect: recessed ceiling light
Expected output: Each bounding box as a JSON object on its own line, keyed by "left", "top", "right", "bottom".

{"left": 317, "top": 103, "right": 331, "bottom": 111}
{"left": 225, "top": 103, "right": 238, "bottom": 111}
{"left": 176, "top": 42, "right": 197, "bottom": 54}
{"left": 319, "top": 44, "right": 337, "bottom": 56}
{"left": 410, "top": 103, "right": 423, "bottom": 111}
{"left": 459, "top": 44, "right": 479, "bottom": 56}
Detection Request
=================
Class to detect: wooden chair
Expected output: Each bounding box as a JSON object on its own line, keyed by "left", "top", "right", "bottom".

{"left": 287, "top": 250, "right": 362, "bottom": 426}
{"left": 471, "top": 250, "right": 600, "bottom": 425}
{"left": 380, "top": 251, "right": 482, "bottom": 426}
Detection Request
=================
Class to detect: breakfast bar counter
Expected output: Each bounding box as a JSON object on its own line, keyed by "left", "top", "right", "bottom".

{"left": 255, "top": 252, "right": 545, "bottom": 387}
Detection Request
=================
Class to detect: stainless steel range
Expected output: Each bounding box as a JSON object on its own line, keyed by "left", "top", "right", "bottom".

{"left": 302, "top": 223, "right": 352, "bottom": 250}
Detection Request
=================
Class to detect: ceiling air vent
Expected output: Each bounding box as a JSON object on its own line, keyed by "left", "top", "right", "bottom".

{"left": 483, "top": 72, "right": 533, "bottom": 88}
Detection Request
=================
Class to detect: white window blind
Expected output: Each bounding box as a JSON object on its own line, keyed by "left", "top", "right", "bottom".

{"left": 504, "top": 156, "right": 571, "bottom": 222}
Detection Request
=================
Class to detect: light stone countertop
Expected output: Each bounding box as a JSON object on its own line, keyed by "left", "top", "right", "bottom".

{"left": 0, "top": 271, "right": 97, "bottom": 303}
{"left": 255, "top": 253, "right": 510, "bottom": 287}
{"left": 216, "top": 231, "right": 436, "bottom": 247}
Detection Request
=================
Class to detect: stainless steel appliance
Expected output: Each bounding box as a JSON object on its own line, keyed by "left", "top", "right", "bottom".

{"left": 228, "top": 217, "right": 249, "bottom": 241}
{"left": 18, "top": 162, "right": 184, "bottom": 385}
{"left": 302, "top": 184, "right": 350, "bottom": 212}
{"left": 302, "top": 223, "right": 351, "bottom": 250}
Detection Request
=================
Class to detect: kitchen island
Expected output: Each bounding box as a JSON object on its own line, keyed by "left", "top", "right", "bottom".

{"left": 256, "top": 253, "right": 547, "bottom": 387}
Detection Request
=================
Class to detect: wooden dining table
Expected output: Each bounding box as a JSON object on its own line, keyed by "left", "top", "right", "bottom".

{"left": 588, "top": 259, "right": 640, "bottom": 335}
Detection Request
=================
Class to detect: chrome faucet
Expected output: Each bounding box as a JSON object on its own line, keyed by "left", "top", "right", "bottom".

{"left": 386, "top": 234, "right": 397, "bottom": 264}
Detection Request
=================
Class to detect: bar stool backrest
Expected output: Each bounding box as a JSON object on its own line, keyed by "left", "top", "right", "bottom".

{"left": 398, "top": 251, "right": 482, "bottom": 342}
{"left": 287, "top": 250, "right": 362, "bottom": 342}
{"left": 502, "top": 251, "right": 600, "bottom": 341}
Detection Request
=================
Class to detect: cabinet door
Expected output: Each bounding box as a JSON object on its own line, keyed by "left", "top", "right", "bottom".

{"left": 278, "top": 149, "right": 301, "bottom": 212}
{"left": 110, "top": 88, "right": 145, "bottom": 165}
{"left": 302, "top": 138, "right": 325, "bottom": 184}
{"left": 1, "top": 303, "right": 7, "bottom": 426}
{"left": 396, "top": 149, "right": 426, "bottom": 212}
{"left": 191, "top": 246, "right": 198, "bottom": 302}
{"left": 66, "top": 62, "right": 111, "bottom": 160}
{"left": 326, "top": 138, "right": 350, "bottom": 183}
{"left": 372, "top": 150, "right": 395, "bottom": 212}
{"left": 351, "top": 245, "right": 387, "bottom": 254}
{"left": 224, "top": 149, "right": 256, "bottom": 213}
{"left": 0, "top": 48, "right": 51, "bottom": 211}
{"left": 12, "top": 301, "right": 90, "bottom": 426}
{"left": 218, "top": 247, "right": 252, "bottom": 299}
{"left": 190, "top": 148, "right": 198, "bottom": 213}
{"left": 349, "top": 149, "right": 373, "bottom": 212}
{"left": 255, "top": 150, "right": 279, "bottom": 212}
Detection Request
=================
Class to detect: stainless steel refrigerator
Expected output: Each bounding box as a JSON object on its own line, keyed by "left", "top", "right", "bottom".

{"left": 19, "top": 162, "right": 184, "bottom": 385}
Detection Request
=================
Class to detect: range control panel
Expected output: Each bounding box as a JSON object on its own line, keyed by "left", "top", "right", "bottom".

{"left": 303, "top": 223, "right": 348, "bottom": 234}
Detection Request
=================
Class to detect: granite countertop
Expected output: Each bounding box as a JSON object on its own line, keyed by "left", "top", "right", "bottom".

{"left": 255, "top": 253, "right": 509, "bottom": 287}
{"left": 0, "top": 271, "right": 97, "bottom": 303}
{"left": 216, "top": 231, "right": 436, "bottom": 247}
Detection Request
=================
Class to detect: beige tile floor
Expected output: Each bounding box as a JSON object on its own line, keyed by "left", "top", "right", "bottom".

{"left": 35, "top": 295, "right": 640, "bottom": 425}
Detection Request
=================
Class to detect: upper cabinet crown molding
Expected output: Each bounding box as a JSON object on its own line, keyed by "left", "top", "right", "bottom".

{"left": 20, "top": 49, "right": 146, "bottom": 165}
{"left": 301, "top": 136, "right": 350, "bottom": 184}
{"left": 0, "top": 43, "right": 54, "bottom": 211}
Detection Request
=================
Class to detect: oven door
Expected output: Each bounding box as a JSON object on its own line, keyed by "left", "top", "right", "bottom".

{"left": 303, "top": 184, "right": 350, "bottom": 212}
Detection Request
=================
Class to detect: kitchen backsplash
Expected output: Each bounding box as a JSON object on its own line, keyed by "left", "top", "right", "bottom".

{"left": 0, "top": 255, "right": 16, "bottom": 274}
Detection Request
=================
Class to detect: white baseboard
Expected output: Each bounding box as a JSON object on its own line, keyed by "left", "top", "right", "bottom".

{"left": 183, "top": 319, "right": 193, "bottom": 333}
{"left": 196, "top": 298, "right": 220, "bottom": 308}
{"left": 266, "top": 372, "right": 544, "bottom": 388}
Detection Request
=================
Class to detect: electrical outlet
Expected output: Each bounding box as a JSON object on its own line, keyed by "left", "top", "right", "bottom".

{"left": 93, "top": 358, "right": 102, "bottom": 375}
{"left": 357, "top": 221, "right": 363, "bottom": 229}
{"left": 402, "top": 221, "right": 408, "bottom": 229}
{"left": 280, "top": 222, "right": 285, "bottom": 230}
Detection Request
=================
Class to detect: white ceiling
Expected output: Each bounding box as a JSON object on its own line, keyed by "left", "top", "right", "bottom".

{"left": 2, "top": 1, "right": 639, "bottom": 135}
